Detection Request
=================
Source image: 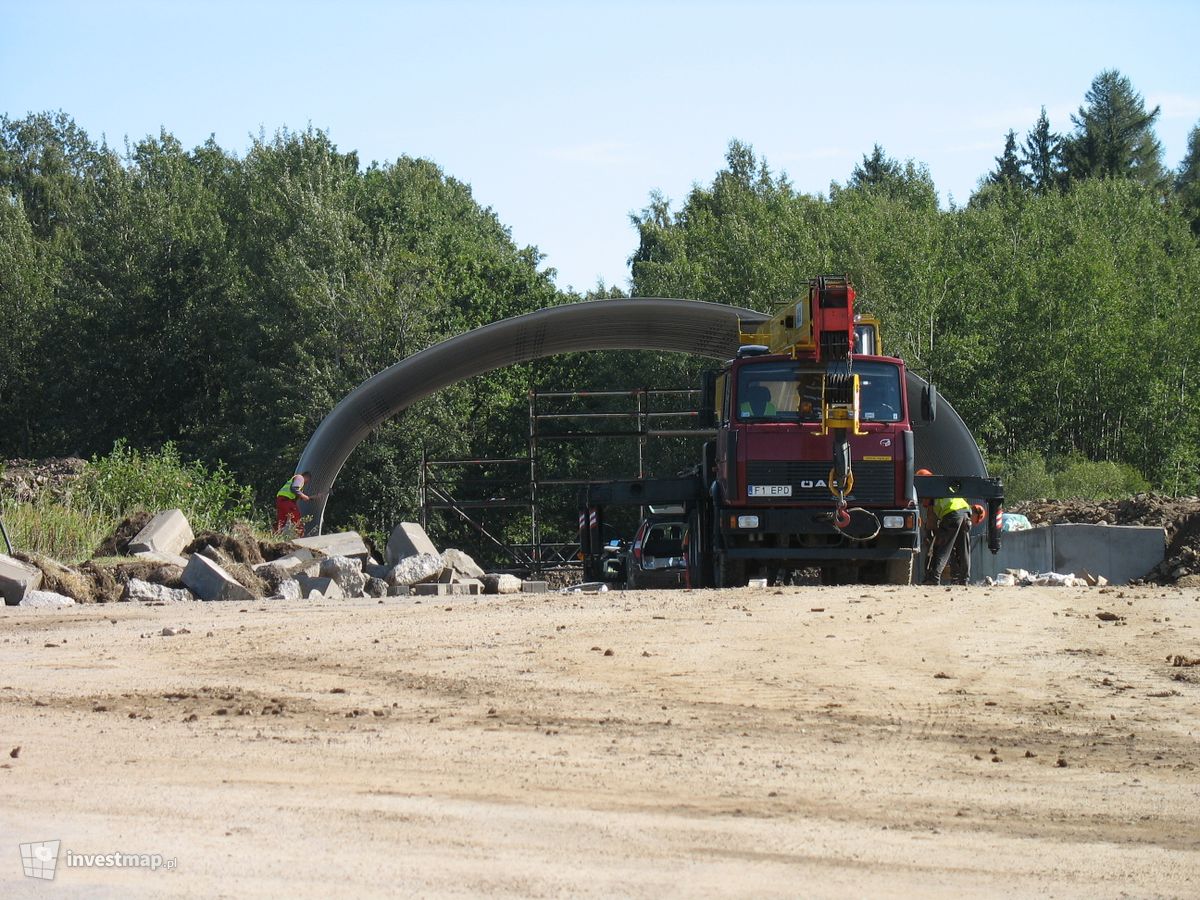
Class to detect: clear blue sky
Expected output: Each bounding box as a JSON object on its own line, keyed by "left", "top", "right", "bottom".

{"left": 4, "top": 0, "right": 1198, "bottom": 293}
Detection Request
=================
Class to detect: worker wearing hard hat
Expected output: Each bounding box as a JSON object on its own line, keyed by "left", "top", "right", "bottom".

{"left": 916, "top": 468, "right": 971, "bottom": 585}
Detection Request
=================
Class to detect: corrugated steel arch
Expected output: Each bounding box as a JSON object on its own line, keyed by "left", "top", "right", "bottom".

{"left": 296, "top": 297, "right": 985, "bottom": 531}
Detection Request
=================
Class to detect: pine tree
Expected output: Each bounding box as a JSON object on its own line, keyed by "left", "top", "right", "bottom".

{"left": 986, "top": 130, "right": 1030, "bottom": 191}
{"left": 1062, "top": 69, "right": 1165, "bottom": 190}
{"left": 849, "top": 144, "right": 903, "bottom": 190}
{"left": 1176, "top": 124, "right": 1200, "bottom": 236}
{"left": 1022, "top": 107, "right": 1064, "bottom": 194}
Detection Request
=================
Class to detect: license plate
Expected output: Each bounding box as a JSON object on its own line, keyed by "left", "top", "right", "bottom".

{"left": 748, "top": 484, "right": 792, "bottom": 497}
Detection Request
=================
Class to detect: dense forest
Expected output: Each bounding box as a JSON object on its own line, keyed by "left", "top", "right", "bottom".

{"left": 3, "top": 69, "right": 1200, "bottom": 551}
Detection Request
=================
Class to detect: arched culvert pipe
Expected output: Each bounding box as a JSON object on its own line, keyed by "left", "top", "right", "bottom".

{"left": 296, "top": 297, "right": 985, "bottom": 532}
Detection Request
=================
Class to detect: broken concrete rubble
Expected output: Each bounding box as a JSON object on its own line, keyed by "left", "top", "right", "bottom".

{"left": 364, "top": 577, "right": 388, "bottom": 598}
{"left": 295, "top": 574, "right": 345, "bottom": 600}
{"left": 386, "top": 522, "right": 439, "bottom": 565}
{"left": 441, "top": 548, "right": 484, "bottom": 580}
{"left": 318, "top": 556, "right": 367, "bottom": 597}
{"left": 20, "top": 590, "right": 75, "bottom": 608}
{"left": 123, "top": 578, "right": 196, "bottom": 603}
{"left": 271, "top": 579, "right": 302, "bottom": 601}
{"left": 128, "top": 508, "right": 194, "bottom": 558}
{"left": 0, "top": 553, "right": 44, "bottom": 605}
{"left": 293, "top": 531, "right": 370, "bottom": 561}
{"left": 387, "top": 553, "right": 443, "bottom": 586}
{"left": 182, "top": 554, "right": 256, "bottom": 603}
{"left": 482, "top": 573, "right": 522, "bottom": 595}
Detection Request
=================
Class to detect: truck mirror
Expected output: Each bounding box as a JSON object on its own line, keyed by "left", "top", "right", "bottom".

{"left": 921, "top": 384, "right": 938, "bottom": 424}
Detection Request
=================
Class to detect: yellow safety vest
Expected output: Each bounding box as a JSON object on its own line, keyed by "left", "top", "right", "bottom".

{"left": 277, "top": 478, "right": 300, "bottom": 500}
{"left": 933, "top": 496, "right": 970, "bottom": 519}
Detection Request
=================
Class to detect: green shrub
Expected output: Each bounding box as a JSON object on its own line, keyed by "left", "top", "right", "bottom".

{"left": 990, "top": 451, "right": 1055, "bottom": 502}
{"left": 1052, "top": 455, "right": 1150, "bottom": 500}
{"left": 69, "top": 440, "right": 253, "bottom": 532}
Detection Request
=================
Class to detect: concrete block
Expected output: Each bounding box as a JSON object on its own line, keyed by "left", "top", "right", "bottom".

{"left": 132, "top": 549, "right": 190, "bottom": 569}
{"left": 123, "top": 578, "right": 196, "bottom": 603}
{"left": 0, "top": 553, "right": 44, "bottom": 606}
{"left": 182, "top": 554, "right": 256, "bottom": 603}
{"left": 413, "top": 582, "right": 450, "bottom": 596}
{"left": 128, "top": 508, "right": 194, "bottom": 558}
{"left": 295, "top": 574, "right": 345, "bottom": 600}
{"left": 456, "top": 578, "right": 483, "bottom": 595}
{"left": 387, "top": 584, "right": 411, "bottom": 597}
{"left": 520, "top": 580, "right": 549, "bottom": 594}
{"left": 20, "top": 590, "right": 75, "bottom": 608}
{"left": 482, "top": 573, "right": 522, "bottom": 595}
{"left": 441, "top": 548, "right": 484, "bottom": 580}
{"left": 386, "top": 522, "right": 439, "bottom": 565}
{"left": 293, "top": 531, "right": 370, "bottom": 561}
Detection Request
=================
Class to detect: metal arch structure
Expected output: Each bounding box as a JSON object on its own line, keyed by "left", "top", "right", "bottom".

{"left": 296, "top": 297, "right": 985, "bottom": 531}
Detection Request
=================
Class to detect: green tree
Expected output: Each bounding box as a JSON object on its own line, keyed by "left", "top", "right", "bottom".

{"left": 1176, "top": 123, "right": 1200, "bottom": 236}
{"left": 1021, "top": 107, "right": 1063, "bottom": 194}
{"left": 986, "top": 130, "right": 1030, "bottom": 191}
{"left": 1062, "top": 69, "right": 1166, "bottom": 190}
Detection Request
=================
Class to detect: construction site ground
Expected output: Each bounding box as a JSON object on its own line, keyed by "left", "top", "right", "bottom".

{"left": 3, "top": 584, "right": 1199, "bottom": 898}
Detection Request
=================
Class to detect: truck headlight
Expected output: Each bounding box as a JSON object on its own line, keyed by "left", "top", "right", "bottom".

{"left": 736, "top": 515, "right": 760, "bottom": 529}
{"left": 883, "top": 515, "right": 905, "bottom": 529}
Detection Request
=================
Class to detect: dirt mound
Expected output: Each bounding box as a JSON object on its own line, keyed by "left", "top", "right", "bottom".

{"left": 92, "top": 511, "right": 154, "bottom": 558}
{"left": 13, "top": 552, "right": 125, "bottom": 603}
{"left": 1011, "top": 494, "right": 1200, "bottom": 584}
{"left": 104, "top": 559, "right": 185, "bottom": 592}
{"left": 259, "top": 539, "right": 308, "bottom": 562}
{"left": 1, "top": 456, "right": 87, "bottom": 503}
{"left": 185, "top": 525, "right": 265, "bottom": 566}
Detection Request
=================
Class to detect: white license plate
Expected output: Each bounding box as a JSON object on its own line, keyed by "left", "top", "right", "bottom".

{"left": 748, "top": 484, "right": 792, "bottom": 497}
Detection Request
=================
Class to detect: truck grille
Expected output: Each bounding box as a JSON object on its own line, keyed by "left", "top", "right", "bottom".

{"left": 744, "top": 460, "right": 896, "bottom": 505}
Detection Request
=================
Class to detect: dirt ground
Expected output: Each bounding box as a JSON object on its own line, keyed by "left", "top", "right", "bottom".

{"left": 2, "top": 584, "right": 1198, "bottom": 898}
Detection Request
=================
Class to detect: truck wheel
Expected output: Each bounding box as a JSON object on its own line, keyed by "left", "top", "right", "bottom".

{"left": 716, "top": 554, "right": 746, "bottom": 588}
{"left": 885, "top": 555, "right": 914, "bottom": 585}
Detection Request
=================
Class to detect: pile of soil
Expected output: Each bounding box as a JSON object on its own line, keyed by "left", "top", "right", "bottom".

{"left": 185, "top": 525, "right": 266, "bottom": 566}
{"left": 92, "top": 511, "right": 154, "bottom": 558}
{"left": 1010, "top": 494, "right": 1200, "bottom": 584}
{"left": 1, "top": 457, "right": 87, "bottom": 503}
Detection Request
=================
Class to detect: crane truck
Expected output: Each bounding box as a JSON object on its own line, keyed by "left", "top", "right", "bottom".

{"left": 580, "top": 276, "right": 1004, "bottom": 586}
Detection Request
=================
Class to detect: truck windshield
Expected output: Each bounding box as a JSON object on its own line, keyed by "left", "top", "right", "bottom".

{"left": 736, "top": 361, "right": 903, "bottom": 423}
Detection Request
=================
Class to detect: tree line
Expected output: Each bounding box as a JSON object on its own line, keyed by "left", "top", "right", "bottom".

{"left": 2, "top": 68, "right": 1199, "bottom": 555}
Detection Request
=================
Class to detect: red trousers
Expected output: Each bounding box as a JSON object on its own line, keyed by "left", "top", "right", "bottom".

{"left": 274, "top": 496, "right": 303, "bottom": 536}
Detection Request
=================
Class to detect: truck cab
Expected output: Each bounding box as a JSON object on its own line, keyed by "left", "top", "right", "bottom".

{"left": 705, "top": 350, "right": 920, "bottom": 586}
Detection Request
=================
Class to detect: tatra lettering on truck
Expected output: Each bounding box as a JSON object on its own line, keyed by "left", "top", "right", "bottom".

{"left": 579, "top": 276, "right": 1003, "bottom": 587}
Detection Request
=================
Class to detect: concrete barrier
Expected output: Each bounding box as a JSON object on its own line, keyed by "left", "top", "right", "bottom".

{"left": 293, "top": 531, "right": 370, "bottom": 561}
{"left": 971, "top": 524, "right": 1164, "bottom": 585}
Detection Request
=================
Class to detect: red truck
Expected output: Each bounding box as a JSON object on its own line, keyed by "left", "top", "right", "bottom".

{"left": 581, "top": 276, "right": 1003, "bottom": 586}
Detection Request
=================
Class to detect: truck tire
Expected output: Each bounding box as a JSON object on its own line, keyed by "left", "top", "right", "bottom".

{"left": 716, "top": 553, "right": 746, "bottom": 588}
{"left": 885, "top": 555, "right": 914, "bottom": 585}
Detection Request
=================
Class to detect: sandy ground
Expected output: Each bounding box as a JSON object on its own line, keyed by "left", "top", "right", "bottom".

{"left": 2, "top": 583, "right": 1198, "bottom": 898}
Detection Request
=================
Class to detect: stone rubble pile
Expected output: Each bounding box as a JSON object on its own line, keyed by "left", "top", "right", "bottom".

{"left": 1, "top": 512, "right": 547, "bottom": 606}
{"left": 1, "top": 457, "right": 87, "bottom": 504}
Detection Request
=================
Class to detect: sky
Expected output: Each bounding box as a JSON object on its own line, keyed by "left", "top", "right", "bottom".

{"left": 3, "top": 0, "right": 1198, "bottom": 293}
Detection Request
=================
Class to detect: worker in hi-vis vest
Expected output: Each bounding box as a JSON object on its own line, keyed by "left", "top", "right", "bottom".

{"left": 739, "top": 383, "right": 777, "bottom": 418}
{"left": 274, "top": 471, "right": 325, "bottom": 537}
{"left": 918, "top": 468, "right": 971, "bottom": 585}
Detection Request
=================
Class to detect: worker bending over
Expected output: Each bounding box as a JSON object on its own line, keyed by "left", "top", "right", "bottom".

{"left": 275, "top": 471, "right": 324, "bottom": 537}
{"left": 918, "top": 468, "right": 971, "bottom": 585}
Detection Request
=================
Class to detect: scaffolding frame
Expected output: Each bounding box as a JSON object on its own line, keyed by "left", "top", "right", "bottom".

{"left": 419, "top": 387, "right": 713, "bottom": 573}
